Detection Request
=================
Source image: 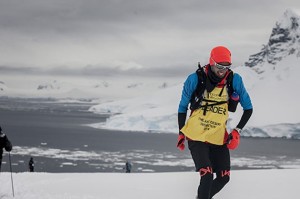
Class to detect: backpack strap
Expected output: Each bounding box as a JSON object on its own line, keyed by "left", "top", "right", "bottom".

{"left": 226, "top": 69, "right": 234, "bottom": 97}
{"left": 217, "top": 69, "right": 233, "bottom": 97}
{"left": 201, "top": 99, "right": 228, "bottom": 115}
{"left": 190, "top": 65, "right": 234, "bottom": 111}
{"left": 189, "top": 63, "right": 208, "bottom": 111}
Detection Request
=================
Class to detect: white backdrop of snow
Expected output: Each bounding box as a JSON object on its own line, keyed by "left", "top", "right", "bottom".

{"left": 0, "top": 169, "right": 299, "bottom": 199}
{"left": 88, "top": 54, "right": 300, "bottom": 138}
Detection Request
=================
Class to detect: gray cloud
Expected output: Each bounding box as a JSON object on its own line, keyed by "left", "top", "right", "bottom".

{"left": 0, "top": 0, "right": 299, "bottom": 77}
{"left": 0, "top": 63, "right": 194, "bottom": 78}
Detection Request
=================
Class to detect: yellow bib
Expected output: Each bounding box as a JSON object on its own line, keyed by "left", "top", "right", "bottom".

{"left": 181, "top": 87, "right": 228, "bottom": 145}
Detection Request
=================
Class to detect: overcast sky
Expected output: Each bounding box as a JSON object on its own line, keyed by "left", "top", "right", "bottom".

{"left": 0, "top": 0, "right": 300, "bottom": 77}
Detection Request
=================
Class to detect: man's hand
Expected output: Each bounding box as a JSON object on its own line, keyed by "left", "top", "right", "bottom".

{"left": 227, "top": 128, "right": 240, "bottom": 150}
{"left": 177, "top": 133, "right": 185, "bottom": 151}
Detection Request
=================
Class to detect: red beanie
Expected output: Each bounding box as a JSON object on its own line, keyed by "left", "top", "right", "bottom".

{"left": 209, "top": 46, "right": 231, "bottom": 66}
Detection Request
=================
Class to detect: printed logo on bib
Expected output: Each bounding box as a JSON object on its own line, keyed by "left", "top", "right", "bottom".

{"left": 198, "top": 118, "right": 222, "bottom": 131}
{"left": 200, "top": 106, "right": 226, "bottom": 115}
{"left": 180, "top": 86, "right": 229, "bottom": 145}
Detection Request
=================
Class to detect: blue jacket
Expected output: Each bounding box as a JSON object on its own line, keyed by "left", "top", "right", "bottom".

{"left": 178, "top": 72, "right": 253, "bottom": 113}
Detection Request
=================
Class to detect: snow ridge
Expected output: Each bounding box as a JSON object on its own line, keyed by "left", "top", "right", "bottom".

{"left": 245, "top": 9, "right": 300, "bottom": 73}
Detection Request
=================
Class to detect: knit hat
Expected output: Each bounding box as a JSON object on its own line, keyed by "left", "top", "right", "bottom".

{"left": 209, "top": 46, "right": 231, "bottom": 66}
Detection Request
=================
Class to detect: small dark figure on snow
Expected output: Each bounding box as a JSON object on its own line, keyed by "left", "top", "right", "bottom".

{"left": 29, "top": 157, "right": 34, "bottom": 172}
{"left": 125, "top": 161, "right": 132, "bottom": 173}
{"left": 0, "top": 126, "right": 12, "bottom": 171}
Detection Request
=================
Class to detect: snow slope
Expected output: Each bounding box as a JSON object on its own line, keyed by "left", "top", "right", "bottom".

{"left": 0, "top": 169, "right": 299, "bottom": 199}
{"left": 0, "top": 74, "right": 181, "bottom": 101}
{"left": 88, "top": 58, "right": 300, "bottom": 138}
{"left": 88, "top": 9, "right": 300, "bottom": 139}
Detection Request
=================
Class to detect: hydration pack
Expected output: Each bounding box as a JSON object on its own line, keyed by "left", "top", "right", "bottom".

{"left": 189, "top": 63, "right": 235, "bottom": 112}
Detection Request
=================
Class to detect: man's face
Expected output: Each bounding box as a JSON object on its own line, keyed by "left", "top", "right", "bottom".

{"left": 211, "top": 62, "right": 231, "bottom": 78}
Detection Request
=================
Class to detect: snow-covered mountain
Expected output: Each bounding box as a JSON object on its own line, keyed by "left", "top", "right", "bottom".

{"left": 37, "top": 80, "right": 61, "bottom": 90}
{"left": 89, "top": 9, "right": 300, "bottom": 139}
{"left": 0, "top": 74, "right": 181, "bottom": 101}
{"left": 245, "top": 9, "right": 300, "bottom": 73}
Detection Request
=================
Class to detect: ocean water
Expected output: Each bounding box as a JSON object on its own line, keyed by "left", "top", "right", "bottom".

{"left": 0, "top": 97, "right": 300, "bottom": 173}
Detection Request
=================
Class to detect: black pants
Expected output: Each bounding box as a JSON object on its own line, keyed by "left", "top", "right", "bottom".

{"left": 188, "top": 140, "right": 230, "bottom": 199}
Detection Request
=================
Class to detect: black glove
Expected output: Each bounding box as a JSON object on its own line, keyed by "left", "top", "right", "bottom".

{"left": 1, "top": 133, "right": 12, "bottom": 152}
{"left": 5, "top": 140, "right": 12, "bottom": 152}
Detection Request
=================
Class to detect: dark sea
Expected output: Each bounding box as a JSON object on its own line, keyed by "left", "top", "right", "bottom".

{"left": 0, "top": 97, "right": 300, "bottom": 173}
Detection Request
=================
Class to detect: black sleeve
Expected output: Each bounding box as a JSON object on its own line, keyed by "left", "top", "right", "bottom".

{"left": 236, "top": 109, "right": 253, "bottom": 130}
{"left": 178, "top": 112, "right": 187, "bottom": 135}
{"left": 4, "top": 136, "right": 12, "bottom": 152}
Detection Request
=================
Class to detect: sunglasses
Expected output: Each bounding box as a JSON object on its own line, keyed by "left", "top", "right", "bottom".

{"left": 211, "top": 58, "right": 231, "bottom": 70}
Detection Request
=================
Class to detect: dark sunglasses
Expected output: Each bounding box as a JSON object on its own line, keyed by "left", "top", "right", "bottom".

{"left": 212, "top": 58, "right": 231, "bottom": 70}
